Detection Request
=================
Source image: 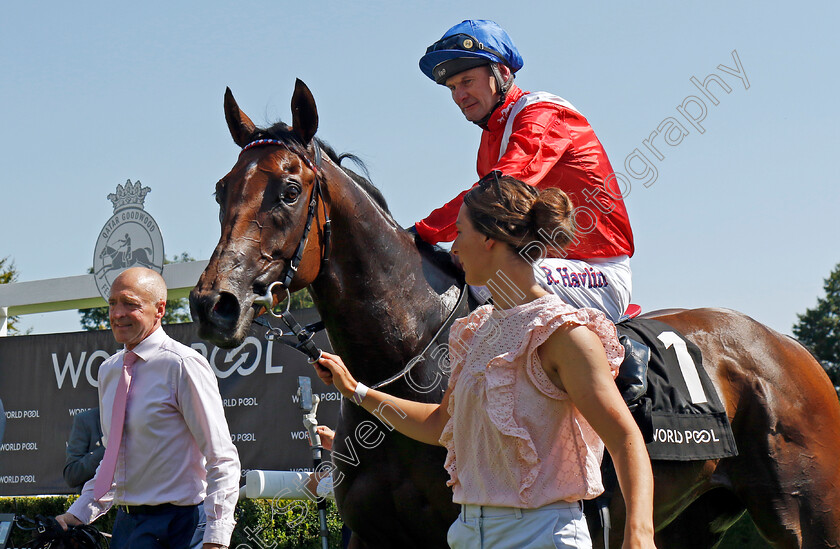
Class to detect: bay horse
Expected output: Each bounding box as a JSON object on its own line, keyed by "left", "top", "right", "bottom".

{"left": 189, "top": 80, "right": 840, "bottom": 548}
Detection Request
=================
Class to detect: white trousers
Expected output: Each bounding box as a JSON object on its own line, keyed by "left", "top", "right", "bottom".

{"left": 471, "top": 255, "right": 632, "bottom": 322}
{"left": 447, "top": 501, "right": 591, "bottom": 549}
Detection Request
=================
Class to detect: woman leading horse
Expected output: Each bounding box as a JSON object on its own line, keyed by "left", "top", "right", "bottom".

{"left": 313, "top": 173, "right": 656, "bottom": 548}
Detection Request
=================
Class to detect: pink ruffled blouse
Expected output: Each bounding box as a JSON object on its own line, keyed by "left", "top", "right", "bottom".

{"left": 439, "top": 294, "right": 624, "bottom": 508}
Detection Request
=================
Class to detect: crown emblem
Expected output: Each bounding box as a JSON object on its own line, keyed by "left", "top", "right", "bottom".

{"left": 107, "top": 180, "right": 152, "bottom": 212}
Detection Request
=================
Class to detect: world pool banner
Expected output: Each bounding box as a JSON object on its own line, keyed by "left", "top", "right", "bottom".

{"left": 0, "top": 312, "right": 339, "bottom": 496}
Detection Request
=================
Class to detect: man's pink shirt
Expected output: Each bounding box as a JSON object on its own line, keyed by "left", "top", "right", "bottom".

{"left": 68, "top": 327, "right": 240, "bottom": 546}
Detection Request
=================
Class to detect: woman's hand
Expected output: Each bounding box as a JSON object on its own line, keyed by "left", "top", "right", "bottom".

{"left": 314, "top": 351, "right": 450, "bottom": 446}
{"left": 313, "top": 352, "right": 358, "bottom": 398}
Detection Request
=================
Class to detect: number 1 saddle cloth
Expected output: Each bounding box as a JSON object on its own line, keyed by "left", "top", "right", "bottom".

{"left": 616, "top": 317, "right": 738, "bottom": 461}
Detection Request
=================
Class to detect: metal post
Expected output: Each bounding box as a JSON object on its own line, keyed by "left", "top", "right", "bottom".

{"left": 0, "top": 306, "right": 8, "bottom": 337}
{"left": 298, "top": 376, "right": 330, "bottom": 549}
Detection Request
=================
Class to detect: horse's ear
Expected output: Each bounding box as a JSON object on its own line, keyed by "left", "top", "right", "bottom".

{"left": 291, "top": 79, "right": 318, "bottom": 146}
{"left": 224, "top": 87, "right": 258, "bottom": 148}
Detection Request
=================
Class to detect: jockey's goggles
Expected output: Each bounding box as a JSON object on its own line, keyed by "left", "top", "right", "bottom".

{"left": 425, "top": 33, "right": 507, "bottom": 63}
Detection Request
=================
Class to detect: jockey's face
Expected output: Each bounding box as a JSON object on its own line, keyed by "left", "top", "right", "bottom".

{"left": 445, "top": 65, "right": 500, "bottom": 122}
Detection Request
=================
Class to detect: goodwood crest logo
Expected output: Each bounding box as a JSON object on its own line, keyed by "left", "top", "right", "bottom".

{"left": 93, "top": 180, "right": 165, "bottom": 299}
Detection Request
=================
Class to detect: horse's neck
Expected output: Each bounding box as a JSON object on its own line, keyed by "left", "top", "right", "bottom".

{"left": 310, "top": 167, "right": 457, "bottom": 383}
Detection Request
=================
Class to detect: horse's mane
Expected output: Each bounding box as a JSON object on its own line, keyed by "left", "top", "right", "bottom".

{"left": 253, "top": 122, "right": 463, "bottom": 286}
{"left": 256, "top": 122, "right": 391, "bottom": 214}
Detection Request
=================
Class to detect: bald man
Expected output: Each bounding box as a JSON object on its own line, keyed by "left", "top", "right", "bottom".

{"left": 58, "top": 268, "right": 240, "bottom": 549}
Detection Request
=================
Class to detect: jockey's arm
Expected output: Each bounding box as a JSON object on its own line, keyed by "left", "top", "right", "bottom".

{"left": 415, "top": 106, "right": 570, "bottom": 245}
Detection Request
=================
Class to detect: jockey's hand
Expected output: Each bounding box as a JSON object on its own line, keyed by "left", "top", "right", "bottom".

{"left": 314, "top": 352, "right": 358, "bottom": 399}
{"left": 55, "top": 513, "right": 82, "bottom": 530}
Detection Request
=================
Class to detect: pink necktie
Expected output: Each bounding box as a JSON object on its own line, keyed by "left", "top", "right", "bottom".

{"left": 93, "top": 351, "right": 137, "bottom": 500}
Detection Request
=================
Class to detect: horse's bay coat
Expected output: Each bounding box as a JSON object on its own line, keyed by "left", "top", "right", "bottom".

{"left": 190, "top": 81, "right": 840, "bottom": 548}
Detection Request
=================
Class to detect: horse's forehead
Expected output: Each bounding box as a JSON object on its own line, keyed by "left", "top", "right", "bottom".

{"left": 232, "top": 148, "right": 304, "bottom": 179}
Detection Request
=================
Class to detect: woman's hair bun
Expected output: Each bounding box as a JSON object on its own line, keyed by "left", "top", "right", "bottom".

{"left": 529, "top": 188, "right": 575, "bottom": 251}
{"left": 463, "top": 173, "right": 576, "bottom": 261}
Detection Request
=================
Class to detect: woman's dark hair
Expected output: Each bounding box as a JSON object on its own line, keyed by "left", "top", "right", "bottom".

{"left": 463, "top": 171, "right": 575, "bottom": 261}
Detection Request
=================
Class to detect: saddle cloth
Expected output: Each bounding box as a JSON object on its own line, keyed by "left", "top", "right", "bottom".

{"left": 616, "top": 318, "right": 738, "bottom": 461}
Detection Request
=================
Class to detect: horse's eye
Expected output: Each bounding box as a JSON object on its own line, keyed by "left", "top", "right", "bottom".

{"left": 214, "top": 187, "right": 227, "bottom": 224}
{"left": 282, "top": 185, "right": 301, "bottom": 204}
{"left": 214, "top": 180, "right": 226, "bottom": 205}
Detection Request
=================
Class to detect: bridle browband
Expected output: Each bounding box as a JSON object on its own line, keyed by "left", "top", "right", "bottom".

{"left": 241, "top": 138, "right": 323, "bottom": 173}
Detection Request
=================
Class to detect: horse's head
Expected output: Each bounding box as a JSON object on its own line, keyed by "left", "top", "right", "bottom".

{"left": 190, "top": 80, "right": 330, "bottom": 348}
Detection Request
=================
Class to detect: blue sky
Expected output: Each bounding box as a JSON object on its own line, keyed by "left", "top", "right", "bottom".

{"left": 1, "top": 1, "right": 838, "bottom": 336}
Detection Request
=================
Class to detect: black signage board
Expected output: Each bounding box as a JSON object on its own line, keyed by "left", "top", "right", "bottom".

{"left": 0, "top": 313, "right": 337, "bottom": 496}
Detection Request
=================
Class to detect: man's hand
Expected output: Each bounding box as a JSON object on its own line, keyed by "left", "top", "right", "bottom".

{"left": 315, "top": 425, "right": 335, "bottom": 451}
{"left": 55, "top": 513, "right": 82, "bottom": 530}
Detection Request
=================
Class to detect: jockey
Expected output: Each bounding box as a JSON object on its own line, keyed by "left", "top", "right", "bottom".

{"left": 416, "top": 19, "right": 635, "bottom": 322}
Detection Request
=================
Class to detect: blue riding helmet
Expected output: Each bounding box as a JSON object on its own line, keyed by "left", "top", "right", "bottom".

{"left": 419, "top": 19, "right": 524, "bottom": 85}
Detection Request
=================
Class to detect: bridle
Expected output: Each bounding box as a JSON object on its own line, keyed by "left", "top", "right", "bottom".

{"left": 239, "top": 138, "right": 332, "bottom": 289}
{"left": 238, "top": 138, "right": 332, "bottom": 362}
{"left": 369, "top": 285, "right": 468, "bottom": 390}
{"left": 237, "top": 137, "right": 469, "bottom": 392}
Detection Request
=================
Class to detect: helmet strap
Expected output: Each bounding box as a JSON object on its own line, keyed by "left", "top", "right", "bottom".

{"left": 490, "top": 63, "right": 513, "bottom": 95}
{"left": 473, "top": 63, "right": 513, "bottom": 128}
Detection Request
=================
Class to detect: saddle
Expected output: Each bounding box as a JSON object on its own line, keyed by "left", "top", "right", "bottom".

{"left": 585, "top": 311, "right": 739, "bottom": 546}
{"left": 614, "top": 317, "right": 737, "bottom": 460}
{"left": 615, "top": 332, "right": 654, "bottom": 441}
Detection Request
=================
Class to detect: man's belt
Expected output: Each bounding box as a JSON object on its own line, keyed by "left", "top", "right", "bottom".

{"left": 117, "top": 502, "right": 196, "bottom": 515}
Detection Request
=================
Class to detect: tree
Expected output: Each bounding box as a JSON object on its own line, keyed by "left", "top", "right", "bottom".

{"left": 793, "top": 262, "right": 840, "bottom": 390}
{"left": 0, "top": 256, "right": 28, "bottom": 335}
{"left": 289, "top": 289, "right": 315, "bottom": 310}
{"left": 79, "top": 253, "right": 195, "bottom": 331}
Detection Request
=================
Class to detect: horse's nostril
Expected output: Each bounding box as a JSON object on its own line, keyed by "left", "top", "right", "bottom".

{"left": 213, "top": 292, "right": 240, "bottom": 321}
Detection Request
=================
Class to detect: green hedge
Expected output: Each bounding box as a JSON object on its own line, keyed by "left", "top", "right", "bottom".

{"left": 0, "top": 497, "right": 767, "bottom": 547}
{"left": 230, "top": 498, "right": 343, "bottom": 548}
{"left": 0, "top": 497, "right": 342, "bottom": 549}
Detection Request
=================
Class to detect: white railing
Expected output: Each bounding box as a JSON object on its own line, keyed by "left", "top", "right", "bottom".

{"left": 0, "top": 261, "right": 209, "bottom": 336}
